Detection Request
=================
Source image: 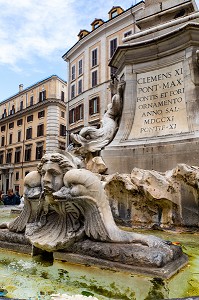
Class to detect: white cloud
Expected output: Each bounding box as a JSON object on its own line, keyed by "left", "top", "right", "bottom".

{"left": 0, "top": 0, "right": 79, "bottom": 69}
{"left": 0, "top": 0, "right": 134, "bottom": 66}
{"left": 0, "top": 0, "right": 198, "bottom": 73}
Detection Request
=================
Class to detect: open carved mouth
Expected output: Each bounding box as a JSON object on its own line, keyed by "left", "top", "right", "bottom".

{"left": 44, "top": 187, "right": 54, "bottom": 194}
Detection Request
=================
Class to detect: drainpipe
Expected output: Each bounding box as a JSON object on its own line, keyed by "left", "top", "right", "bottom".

{"left": 66, "top": 58, "right": 70, "bottom": 147}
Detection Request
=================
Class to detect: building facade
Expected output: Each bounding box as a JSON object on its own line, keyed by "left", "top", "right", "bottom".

{"left": 62, "top": 2, "right": 145, "bottom": 145}
{"left": 0, "top": 75, "right": 67, "bottom": 195}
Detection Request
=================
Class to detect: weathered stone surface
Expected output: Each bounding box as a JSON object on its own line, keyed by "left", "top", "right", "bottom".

{"left": 0, "top": 229, "right": 31, "bottom": 254}
{"left": 0, "top": 229, "right": 29, "bottom": 244}
{"left": 54, "top": 250, "right": 188, "bottom": 279}
{"left": 66, "top": 239, "right": 182, "bottom": 268}
{"left": 86, "top": 155, "right": 107, "bottom": 174}
{"left": 104, "top": 163, "right": 199, "bottom": 228}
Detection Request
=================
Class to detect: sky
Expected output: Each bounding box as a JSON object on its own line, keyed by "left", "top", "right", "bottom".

{"left": 0, "top": 0, "right": 199, "bottom": 102}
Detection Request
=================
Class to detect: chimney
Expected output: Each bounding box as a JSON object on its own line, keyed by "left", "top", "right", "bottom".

{"left": 19, "top": 84, "right": 23, "bottom": 92}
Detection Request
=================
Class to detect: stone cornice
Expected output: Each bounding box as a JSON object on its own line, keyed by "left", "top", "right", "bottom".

{"left": 0, "top": 98, "right": 66, "bottom": 125}
{"left": 109, "top": 22, "right": 199, "bottom": 68}
{"left": 1, "top": 75, "right": 67, "bottom": 105}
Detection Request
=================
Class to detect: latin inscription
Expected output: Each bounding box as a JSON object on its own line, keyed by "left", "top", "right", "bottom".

{"left": 129, "top": 62, "right": 189, "bottom": 139}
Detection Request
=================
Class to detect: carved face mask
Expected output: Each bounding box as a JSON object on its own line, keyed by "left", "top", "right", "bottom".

{"left": 41, "top": 161, "right": 64, "bottom": 193}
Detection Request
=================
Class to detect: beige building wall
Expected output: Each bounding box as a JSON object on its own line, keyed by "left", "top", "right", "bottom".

{"left": 0, "top": 75, "right": 67, "bottom": 195}
{"left": 62, "top": 3, "right": 145, "bottom": 144}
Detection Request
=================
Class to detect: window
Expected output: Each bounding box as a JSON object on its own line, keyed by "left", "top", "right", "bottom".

{"left": 94, "top": 22, "right": 100, "bottom": 29}
{"left": 27, "top": 115, "right": 33, "bottom": 122}
{"left": 61, "top": 91, "right": 65, "bottom": 101}
{"left": 78, "top": 79, "right": 83, "bottom": 94}
{"left": 0, "top": 151, "right": 4, "bottom": 164}
{"left": 10, "top": 105, "right": 15, "bottom": 115}
{"left": 71, "top": 84, "right": 75, "bottom": 99}
{"left": 17, "top": 119, "right": 23, "bottom": 126}
{"left": 15, "top": 172, "right": 19, "bottom": 181}
{"left": 110, "top": 38, "right": 117, "bottom": 58}
{"left": 76, "top": 104, "right": 84, "bottom": 121}
{"left": 25, "top": 145, "right": 32, "bottom": 161}
{"left": 30, "top": 96, "right": 34, "bottom": 106}
{"left": 92, "top": 70, "right": 98, "bottom": 87}
{"left": 59, "top": 142, "right": 66, "bottom": 151}
{"left": 89, "top": 97, "right": 99, "bottom": 115}
{"left": 111, "top": 10, "right": 118, "bottom": 18}
{"left": 26, "top": 127, "right": 32, "bottom": 140}
{"left": 39, "top": 90, "right": 46, "bottom": 102}
{"left": 15, "top": 147, "right": 21, "bottom": 163}
{"left": 15, "top": 185, "right": 19, "bottom": 192}
{"left": 69, "top": 109, "right": 76, "bottom": 124}
{"left": 18, "top": 131, "right": 21, "bottom": 142}
{"left": 61, "top": 111, "right": 65, "bottom": 118}
{"left": 110, "top": 66, "right": 117, "bottom": 77}
{"left": 9, "top": 133, "right": 12, "bottom": 144}
{"left": 6, "top": 150, "right": 12, "bottom": 164}
{"left": 71, "top": 65, "right": 75, "bottom": 81}
{"left": 37, "top": 124, "right": 44, "bottom": 137}
{"left": 92, "top": 49, "right": 97, "bottom": 67}
{"left": 38, "top": 110, "right": 45, "bottom": 118}
{"left": 36, "top": 143, "right": 43, "bottom": 160}
{"left": 20, "top": 101, "right": 23, "bottom": 110}
{"left": 9, "top": 122, "right": 14, "bottom": 129}
{"left": 124, "top": 30, "right": 132, "bottom": 38}
{"left": 1, "top": 125, "right": 5, "bottom": 132}
{"left": 78, "top": 59, "right": 83, "bottom": 75}
{"left": 1, "top": 136, "right": 5, "bottom": 147}
{"left": 2, "top": 109, "right": 7, "bottom": 118}
{"left": 60, "top": 124, "right": 66, "bottom": 137}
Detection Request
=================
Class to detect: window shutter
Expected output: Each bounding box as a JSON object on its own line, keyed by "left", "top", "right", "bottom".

{"left": 89, "top": 100, "right": 93, "bottom": 115}
{"left": 69, "top": 110, "right": 72, "bottom": 124}
{"left": 76, "top": 106, "right": 79, "bottom": 121}
{"left": 110, "top": 38, "right": 117, "bottom": 57}
{"left": 61, "top": 91, "right": 64, "bottom": 101}
{"left": 97, "top": 97, "right": 100, "bottom": 113}
{"left": 81, "top": 104, "right": 84, "bottom": 119}
{"left": 74, "top": 108, "right": 76, "bottom": 123}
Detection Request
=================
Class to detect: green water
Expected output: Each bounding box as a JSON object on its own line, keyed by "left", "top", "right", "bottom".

{"left": 0, "top": 230, "right": 199, "bottom": 300}
{"left": 0, "top": 206, "right": 20, "bottom": 223}
{"left": 0, "top": 206, "right": 199, "bottom": 299}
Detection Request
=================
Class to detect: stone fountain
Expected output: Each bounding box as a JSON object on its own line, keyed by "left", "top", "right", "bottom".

{"left": 0, "top": 149, "right": 187, "bottom": 279}
{"left": 0, "top": 78, "right": 188, "bottom": 280}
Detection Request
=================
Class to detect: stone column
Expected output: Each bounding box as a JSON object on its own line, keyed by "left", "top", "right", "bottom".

{"left": 8, "top": 169, "right": 13, "bottom": 189}
{"left": 2, "top": 173, "right": 6, "bottom": 193}
{"left": 0, "top": 170, "right": 2, "bottom": 191}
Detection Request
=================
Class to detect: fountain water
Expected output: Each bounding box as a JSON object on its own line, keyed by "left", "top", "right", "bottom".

{"left": 0, "top": 230, "right": 199, "bottom": 299}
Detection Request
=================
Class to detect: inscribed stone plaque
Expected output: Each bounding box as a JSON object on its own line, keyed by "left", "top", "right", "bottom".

{"left": 129, "top": 62, "right": 189, "bottom": 139}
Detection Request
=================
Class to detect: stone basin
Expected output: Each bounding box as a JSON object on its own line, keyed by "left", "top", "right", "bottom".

{"left": 0, "top": 206, "right": 199, "bottom": 299}
{"left": 0, "top": 228, "right": 199, "bottom": 299}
